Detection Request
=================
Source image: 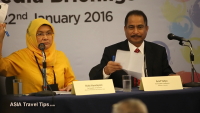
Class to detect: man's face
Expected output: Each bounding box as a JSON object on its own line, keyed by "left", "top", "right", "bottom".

{"left": 124, "top": 15, "right": 148, "bottom": 47}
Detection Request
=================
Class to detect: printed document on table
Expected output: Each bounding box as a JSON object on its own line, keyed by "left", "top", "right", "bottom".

{"left": 0, "top": 3, "right": 8, "bottom": 23}
{"left": 115, "top": 50, "right": 144, "bottom": 79}
{"left": 54, "top": 91, "right": 71, "bottom": 95}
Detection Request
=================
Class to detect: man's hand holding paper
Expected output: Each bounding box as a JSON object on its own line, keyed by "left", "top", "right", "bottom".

{"left": 104, "top": 61, "right": 122, "bottom": 75}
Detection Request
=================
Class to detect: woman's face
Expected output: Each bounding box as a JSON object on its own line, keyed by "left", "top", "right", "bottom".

{"left": 36, "top": 25, "right": 53, "bottom": 50}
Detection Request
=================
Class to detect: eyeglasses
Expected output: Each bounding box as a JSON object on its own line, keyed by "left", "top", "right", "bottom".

{"left": 36, "top": 32, "right": 54, "bottom": 37}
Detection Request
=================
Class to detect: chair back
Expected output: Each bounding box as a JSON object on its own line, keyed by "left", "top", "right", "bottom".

{"left": 5, "top": 76, "right": 15, "bottom": 95}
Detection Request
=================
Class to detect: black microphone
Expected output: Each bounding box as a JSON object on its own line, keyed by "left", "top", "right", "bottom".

{"left": 168, "top": 33, "right": 189, "bottom": 42}
{"left": 38, "top": 43, "right": 45, "bottom": 51}
{"left": 29, "top": 43, "right": 56, "bottom": 96}
{"left": 38, "top": 43, "right": 47, "bottom": 91}
{"left": 38, "top": 43, "right": 46, "bottom": 69}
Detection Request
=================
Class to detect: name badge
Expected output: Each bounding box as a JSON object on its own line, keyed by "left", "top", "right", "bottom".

{"left": 71, "top": 79, "right": 115, "bottom": 95}
{"left": 139, "top": 76, "right": 183, "bottom": 91}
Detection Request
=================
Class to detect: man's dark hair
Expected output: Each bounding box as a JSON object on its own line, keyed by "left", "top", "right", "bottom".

{"left": 124, "top": 10, "right": 148, "bottom": 26}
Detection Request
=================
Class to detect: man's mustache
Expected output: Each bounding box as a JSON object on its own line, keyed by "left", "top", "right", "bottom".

{"left": 131, "top": 35, "right": 142, "bottom": 37}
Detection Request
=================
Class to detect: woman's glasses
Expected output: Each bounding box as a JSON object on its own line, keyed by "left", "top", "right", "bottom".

{"left": 36, "top": 32, "right": 54, "bottom": 38}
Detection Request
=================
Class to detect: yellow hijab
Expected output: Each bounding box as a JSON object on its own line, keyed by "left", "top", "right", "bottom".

{"left": 26, "top": 18, "right": 56, "bottom": 66}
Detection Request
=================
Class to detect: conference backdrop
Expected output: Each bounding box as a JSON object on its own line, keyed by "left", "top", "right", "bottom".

{"left": 1, "top": 0, "right": 200, "bottom": 82}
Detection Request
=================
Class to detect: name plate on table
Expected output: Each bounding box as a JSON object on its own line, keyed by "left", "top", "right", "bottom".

{"left": 71, "top": 79, "right": 115, "bottom": 95}
{"left": 139, "top": 76, "right": 183, "bottom": 91}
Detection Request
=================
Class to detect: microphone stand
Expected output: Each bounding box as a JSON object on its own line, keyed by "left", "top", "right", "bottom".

{"left": 179, "top": 41, "right": 200, "bottom": 87}
{"left": 41, "top": 51, "right": 47, "bottom": 91}
{"left": 29, "top": 43, "right": 56, "bottom": 96}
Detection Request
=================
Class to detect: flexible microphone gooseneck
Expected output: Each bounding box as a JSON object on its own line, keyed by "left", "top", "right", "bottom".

{"left": 38, "top": 43, "right": 47, "bottom": 91}
{"left": 29, "top": 43, "right": 56, "bottom": 96}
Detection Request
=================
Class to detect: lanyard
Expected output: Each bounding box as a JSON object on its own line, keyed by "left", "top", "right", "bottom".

{"left": 33, "top": 52, "right": 56, "bottom": 84}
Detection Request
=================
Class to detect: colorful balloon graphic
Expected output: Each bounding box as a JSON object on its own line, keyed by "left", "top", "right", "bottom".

{"left": 177, "top": 71, "right": 200, "bottom": 83}
{"left": 189, "top": 0, "right": 200, "bottom": 28}
{"left": 181, "top": 37, "right": 200, "bottom": 64}
{"left": 161, "top": 0, "right": 186, "bottom": 22}
{"left": 169, "top": 16, "right": 193, "bottom": 39}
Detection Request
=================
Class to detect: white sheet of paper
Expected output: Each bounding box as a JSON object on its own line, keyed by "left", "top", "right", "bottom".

{"left": 115, "top": 50, "right": 144, "bottom": 79}
{"left": 0, "top": 3, "right": 8, "bottom": 23}
{"left": 123, "top": 69, "right": 142, "bottom": 79}
{"left": 54, "top": 91, "right": 71, "bottom": 95}
{"left": 115, "top": 50, "right": 130, "bottom": 69}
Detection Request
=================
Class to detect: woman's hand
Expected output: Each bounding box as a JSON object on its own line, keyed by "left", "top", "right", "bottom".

{"left": 0, "top": 23, "right": 6, "bottom": 43}
{"left": 59, "top": 84, "right": 72, "bottom": 92}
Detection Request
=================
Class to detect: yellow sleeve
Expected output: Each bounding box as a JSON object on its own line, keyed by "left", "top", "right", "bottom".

{"left": 0, "top": 52, "right": 23, "bottom": 77}
{"left": 59, "top": 51, "right": 77, "bottom": 87}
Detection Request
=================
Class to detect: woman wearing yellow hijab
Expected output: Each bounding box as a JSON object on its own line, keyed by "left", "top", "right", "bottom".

{"left": 0, "top": 18, "right": 77, "bottom": 94}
